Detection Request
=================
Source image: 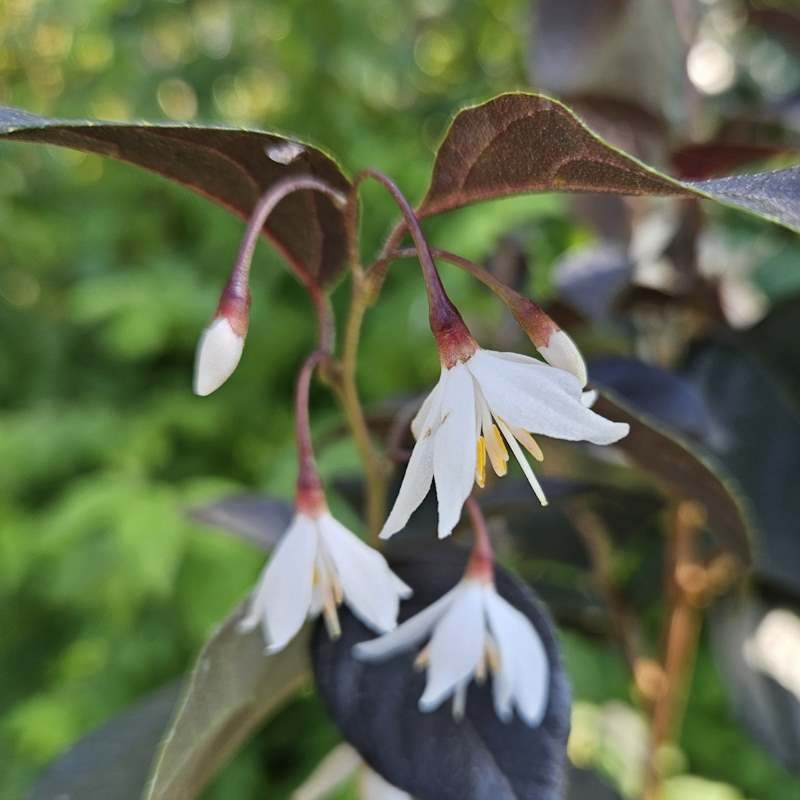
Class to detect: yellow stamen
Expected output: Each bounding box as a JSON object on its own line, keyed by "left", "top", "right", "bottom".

{"left": 486, "top": 638, "right": 501, "bottom": 674}
{"left": 513, "top": 427, "right": 544, "bottom": 462}
{"left": 414, "top": 645, "right": 431, "bottom": 670}
{"left": 476, "top": 436, "right": 487, "bottom": 488}
{"left": 322, "top": 597, "right": 341, "bottom": 640}
{"left": 487, "top": 424, "right": 509, "bottom": 476}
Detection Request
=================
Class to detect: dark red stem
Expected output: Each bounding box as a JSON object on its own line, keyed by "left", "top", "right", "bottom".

{"left": 465, "top": 496, "right": 494, "bottom": 582}
{"left": 295, "top": 350, "right": 328, "bottom": 512}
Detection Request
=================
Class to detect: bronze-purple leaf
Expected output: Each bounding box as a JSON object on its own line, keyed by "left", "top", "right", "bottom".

{"left": 419, "top": 93, "right": 800, "bottom": 234}
{"left": 0, "top": 107, "right": 351, "bottom": 287}
{"left": 593, "top": 391, "right": 754, "bottom": 564}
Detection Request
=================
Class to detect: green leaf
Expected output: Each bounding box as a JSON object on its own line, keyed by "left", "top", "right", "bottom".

{"left": 419, "top": 93, "right": 800, "bottom": 234}
{"left": 594, "top": 391, "right": 754, "bottom": 564}
{"left": 144, "top": 602, "right": 310, "bottom": 800}
{"left": 0, "top": 107, "right": 351, "bottom": 287}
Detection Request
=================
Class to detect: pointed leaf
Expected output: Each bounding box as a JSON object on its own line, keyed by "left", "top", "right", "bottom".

{"left": 188, "top": 493, "right": 293, "bottom": 551}
{"left": 28, "top": 683, "right": 181, "bottom": 800}
{"left": 593, "top": 391, "right": 753, "bottom": 564}
{"left": 0, "top": 107, "right": 350, "bottom": 286}
{"left": 144, "top": 601, "right": 310, "bottom": 800}
{"left": 419, "top": 93, "right": 800, "bottom": 234}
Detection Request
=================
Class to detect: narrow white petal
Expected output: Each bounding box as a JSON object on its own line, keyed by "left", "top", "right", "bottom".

{"left": 496, "top": 418, "right": 548, "bottom": 506}
{"left": 318, "top": 515, "right": 405, "bottom": 633}
{"left": 581, "top": 389, "right": 598, "bottom": 408}
{"left": 432, "top": 364, "right": 477, "bottom": 538}
{"left": 354, "top": 585, "right": 462, "bottom": 662}
{"left": 411, "top": 371, "right": 446, "bottom": 440}
{"left": 193, "top": 317, "right": 245, "bottom": 396}
{"left": 419, "top": 582, "right": 486, "bottom": 711}
{"left": 538, "top": 329, "right": 588, "bottom": 387}
{"left": 484, "top": 587, "right": 549, "bottom": 727}
{"left": 469, "top": 350, "right": 629, "bottom": 445}
{"left": 379, "top": 433, "right": 435, "bottom": 540}
{"left": 241, "top": 514, "right": 317, "bottom": 653}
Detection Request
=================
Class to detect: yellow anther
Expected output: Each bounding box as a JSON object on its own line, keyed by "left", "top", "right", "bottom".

{"left": 513, "top": 427, "right": 544, "bottom": 462}
{"left": 322, "top": 597, "right": 342, "bottom": 640}
{"left": 486, "top": 638, "right": 501, "bottom": 674}
{"left": 414, "top": 645, "right": 431, "bottom": 670}
{"left": 486, "top": 424, "right": 509, "bottom": 477}
{"left": 476, "top": 436, "right": 487, "bottom": 488}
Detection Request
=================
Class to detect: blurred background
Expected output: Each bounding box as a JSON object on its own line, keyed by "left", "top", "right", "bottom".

{"left": 2, "top": 1, "right": 800, "bottom": 798}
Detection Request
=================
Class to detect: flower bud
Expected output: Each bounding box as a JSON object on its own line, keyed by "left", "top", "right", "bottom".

{"left": 538, "top": 328, "right": 588, "bottom": 387}
{"left": 193, "top": 287, "right": 249, "bottom": 396}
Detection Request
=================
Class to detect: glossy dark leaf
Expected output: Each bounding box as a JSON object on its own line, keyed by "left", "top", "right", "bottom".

{"left": 28, "top": 682, "right": 180, "bottom": 800}
{"left": 683, "top": 343, "right": 800, "bottom": 595}
{"left": 710, "top": 592, "right": 800, "bottom": 772}
{"left": 0, "top": 107, "right": 351, "bottom": 287}
{"left": 589, "top": 357, "right": 712, "bottom": 440}
{"left": 144, "top": 601, "right": 310, "bottom": 800}
{"left": 566, "top": 766, "right": 624, "bottom": 800}
{"left": 188, "top": 493, "right": 293, "bottom": 551}
{"left": 419, "top": 93, "right": 800, "bottom": 234}
{"left": 593, "top": 391, "right": 753, "bottom": 564}
{"left": 312, "top": 547, "right": 571, "bottom": 800}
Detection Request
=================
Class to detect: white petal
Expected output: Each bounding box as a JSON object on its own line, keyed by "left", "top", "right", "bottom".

{"left": 538, "top": 329, "right": 588, "bottom": 387}
{"left": 354, "top": 584, "right": 462, "bottom": 662}
{"left": 379, "top": 433, "right": 435, "bottom": 540}
{"left": 239, "top": 514, "right": 317, "bottom": 653}
{"left": 411, "top": 371, "right": 446, "bottom": 440}
{"left": 469, "top": 350, "right": 629, "bottom": 445}
{"left": 318, "top": 514, "right": 405, "bottom": 633}
{"left": 419, "top": 581, "right": 486, "bottom": 711}
{"left": 193, "top": 317, "right": 245, "bottom": 396}
{"left": 432, "top": 364, "right": 478, "bottom": 538}
{"left": 581, "top": 389, "right": 598, "bottom": 407}
{"left": 484, "top": 586, "right": 549, "bottom": 727}
{"left": 496, "top": 418, "right": 548, "bottom": 506}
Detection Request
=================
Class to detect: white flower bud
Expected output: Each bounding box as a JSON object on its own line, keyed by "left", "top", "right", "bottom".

{"left": 193, "top": 317, "right": 245, "bottom": 396}
{"left": 538, "top": 329, "right": 588, "bottom": 387}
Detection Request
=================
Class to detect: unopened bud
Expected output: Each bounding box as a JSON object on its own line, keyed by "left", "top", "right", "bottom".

{"left": 193, "top": 317, "right": 245, "bottom": 396}
{"left": 538, "top": 328, "right": 588, "bottom": 387}
{"left": 507, "top": 296, "right": 588, "bottom": 387}
{"left": 193, "top": 287, "right": 249, "bottom": 396}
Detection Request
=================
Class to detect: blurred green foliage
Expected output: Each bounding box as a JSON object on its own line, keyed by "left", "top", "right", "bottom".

{"left": 2, "top": 1, "right": 800, "bottom": 799}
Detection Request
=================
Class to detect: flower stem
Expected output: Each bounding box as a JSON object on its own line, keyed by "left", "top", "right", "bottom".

{"left": 465, "top": 496, "right": 494, "bottom": 582}
{"left": 295, "top": 350, "right": 328, "bottom": 512}
{"left": 356, "top": 170, "right": 472, "bottom": 352}
{"left": 337, "top": 273, "right": 389, "bottom": 538}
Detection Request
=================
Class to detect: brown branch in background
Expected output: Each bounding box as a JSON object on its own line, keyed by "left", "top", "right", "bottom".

{"left": 565, "top": 500, "right": 656, "bottom": 696}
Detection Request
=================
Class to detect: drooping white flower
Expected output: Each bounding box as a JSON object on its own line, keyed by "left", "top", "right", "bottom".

{"left": 355, "top": 578, "right": 549, "bottom": 726}
{"left": 239, "top": 510, "right": 411, "bottom": 653}
{"left": 380, "top": 348, "right": 629, "bottom": 540}
{"left": 537, "top": 328, "right": 588, "bottom": 387}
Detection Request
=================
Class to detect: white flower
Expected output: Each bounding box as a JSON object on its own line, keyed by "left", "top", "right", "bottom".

{"left": 240, "top": 511, "right": 411, "bottom": 653}
{"left": 193, "top": 317, "right": 245, "bottom": 396}
{"left": 355, "top": 578, "right": 549, "bottom": 726}
{"left": 380, "top": 348, "right": 629, "bottom": 539}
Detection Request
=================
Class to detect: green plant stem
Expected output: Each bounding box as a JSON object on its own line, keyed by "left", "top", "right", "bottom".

{"left": 336, "top": 272, "right": 389, "bottom": 538}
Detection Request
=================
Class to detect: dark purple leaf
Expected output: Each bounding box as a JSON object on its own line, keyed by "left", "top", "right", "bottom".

{"left": 589, "top": 357, "right": 712, "bottom": 439}
{"left": 593, "top": 391, "right": 753, "bottom": 564}
{"left": 312, "top": 547, "right": 571, "bottom": 800}
{"left": 682, "top": 343, "right": 800, "bottom": 596}
{"left": 188, "top": 493, "right": 293, "bottom": 551}
{"left": 418, "top": 93, "right": 800, "bottom": 235}
{"left": 29, "top": 683, "right": 180, "bottom": 800}
{"left": 0, "top": 107, "right": 351, "bottom": 287}
{"left": 145, "top": 602, "right": 309, "bottom": 800}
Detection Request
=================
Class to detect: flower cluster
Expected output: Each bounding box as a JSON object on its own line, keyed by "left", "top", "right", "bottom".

{"left": 193, "top": 174, "right": 629, "bottom": 728}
